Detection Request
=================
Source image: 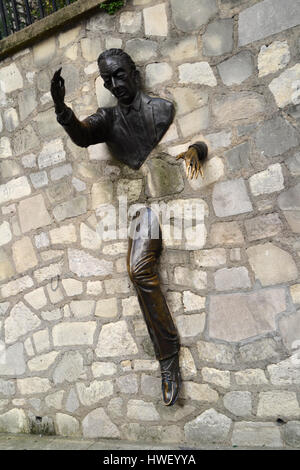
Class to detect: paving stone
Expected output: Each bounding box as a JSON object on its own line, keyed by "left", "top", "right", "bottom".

{"left": 53, "top": 352, "right": 84, "bottom": 385}
{"left": 202, "top": 368, "right": 230, "bottom": 389}
{"left": 284, "top": 421, "right": 300, "bottom": 448}
{"left": 3, "top": 108, "right": 19, "bottom": 132}
{"left": 218, "top": 52, "right": 254, "bottom": 85}
{"left": 213, "top": 92, "right": 265, "bottom": 124}
{"left": 232, "top": 422, "right": 282, "bottom": 447}
{"left": 77, "top": 380, "right": 114, "bottom": 406}
{"left": 52, "top": 322, "right": 96, "bottom": 347}
{"left": 225, "top": 142, "right": 251, "bottom": 171}
{"left": 239, "top": 338, "right": 279, "bottom": 363}
{"left": 210, "top": 221, "right": 244, "bottom": 246}
{"left": 224, "top": 391, "right": 252, "bottom": 416}
{"left": 169, "top": 88, "right": 208, "bottom": 116}
{"left": 254, "top": 116, "right": 299, "bottom": 157}
{"left": 257, "top": 391, "right": 300, "bottom": 418}
{"left": 145, "top": 63, "right": 173, "bottom": 88}
{"left": 174, "top": 267, "right": 207, "bottom": 290}
{"left": 209, "top": 288, "right": 286, "bottom": 342}
{"left": 161, "top": 36, "right": 198, "bottom": 62}
{"left": 12, "top": 237, "right": 38, "bottom": 274}
{"left": 179, "top": 62, "right": 217, "bottom": 86}
{"left": 120, "top": 11, "right": 141, "bottom": 34}
{"left": 53, "top": 196, "right": 87, "bottom": 222}
{"left": 96, "top": 321, "right": 138, "bottom": 358}
{"left": 212, "top": 178, "right": 253, "bottom": 217}
{"left": 235, "top": 369, "right": 268, "bottom": 385}
{"left": 18, "top": 194, "right": 51, "bottom": 233}
{"left": 68, "top": 249, "right": 113, "bottom": 278}
{"left": 247, "top": 243, "right": 298, "bottom": 286}
{"left": 238, "top": 0, "right": 300, "bottom": 46}
{"left": 0, "top": 409, "right": 28, "bottom": 434}
{"left": 184, "top": 409, "right": 231, "bottom": 444}
{"left": 176, "top": 314, "right": 206, "bottom": 338}
{"left": 0, "top": 64, "right": 23, "bottom": 93}
{"left": 258, "top": 40, "right": 290, "bottom": 77}
{"left": 170, "top": 0, "right": 218, "bottom": 33}
{"left": 0, "top": 343, "right": 25, "bottom": 376}
{"left": 143, "top": 3, "right": 168, "bottom": 36}
{"left": 56, "top": 413, "right": 79, "bottom": 437}
{"left": 215, "top": 267, "right": 251, "bottom": 291}
{"left": 82, "top": 408, "right": 120, "bottom": 439}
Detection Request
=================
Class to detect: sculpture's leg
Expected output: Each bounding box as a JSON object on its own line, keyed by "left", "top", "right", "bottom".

{"left": 127, "top": 207, "right": 181, "bottom": 405}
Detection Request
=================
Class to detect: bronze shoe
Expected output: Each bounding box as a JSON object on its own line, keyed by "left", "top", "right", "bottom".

{"left": 159, "top": 354, "right": 182, "bottom": 406}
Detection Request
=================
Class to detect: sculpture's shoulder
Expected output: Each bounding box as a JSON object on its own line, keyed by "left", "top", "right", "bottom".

{"left": 144, "top": 93, "right": 175, "bottom": 118}
{"left": 95, "top": 105, "right": 115, "bottom": 120}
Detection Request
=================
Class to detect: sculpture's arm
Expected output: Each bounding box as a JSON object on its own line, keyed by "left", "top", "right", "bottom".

{"left": 51, "top": 68, "right": 108, "bottom": 148}
{"left": 176, "top": 141, "right": 208, "bottom": 180}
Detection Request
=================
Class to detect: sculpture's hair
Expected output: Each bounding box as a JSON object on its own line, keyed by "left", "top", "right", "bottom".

{"left": 97, "top": 48, "right": 137, "bottom": 72}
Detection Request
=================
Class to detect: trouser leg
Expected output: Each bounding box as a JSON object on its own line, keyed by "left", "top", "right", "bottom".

{"left": 127, "top": 207, "right": 180, "bottom": 361}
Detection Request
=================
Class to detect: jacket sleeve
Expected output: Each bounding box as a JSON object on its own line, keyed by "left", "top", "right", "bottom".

{"left": 189, "top": 141, "right": 208, "bottom": 162}
{"left": 56, "top": 106, "right": 110, "bottom": 148}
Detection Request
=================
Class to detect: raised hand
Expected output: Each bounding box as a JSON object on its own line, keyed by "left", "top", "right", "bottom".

{"left": 51, "top": 68, "right": 66, "bottom": 113}
{"left": 176, "top": 147, "right": 204, "bottom": 180}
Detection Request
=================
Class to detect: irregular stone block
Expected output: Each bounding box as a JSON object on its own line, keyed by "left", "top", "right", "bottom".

{"left": 184, "top": 409, "right": 231, "bottom": 444}
{"left": 197, "top": 341, "right": 235, "bottom": 365}
{"left": 225, "top": 142, "right": 251, "bottom": 171}
{"left": 0, "top": 379, "right": 15, "bottom": 396}
{"left": 58, "top": 25, "right": 81, "bottom": 48}
{"left": 239, "top": 338, "right": 279, "bottom": 363}
{"left": 235, "top": 369, "right": 268, "bottom": 385}
{"left": 279, "top": 310, "right": 300, "bottom": 351}
{"left": 13, "top": 125, "right": 39, "bottom": 156}
{"left": 92, "top": 362, "right": 117, "bottom": 378}
{"left": 169, "top": 87, "right": 208, "bottom": 116}
{"left": 33, "top": 37, "right": 56, "bottom": 66}
{"left": 180, "top": 347, "right": 197, "bottom": 378}
{"left": 182, "top": 291, "right": 205, "bottom": 311}
{"left": 210, "top": 221, "right": 244, "bottom": 246}
{"left": 0, "top": 64, "right": 23, "bottom": 93}
{"left": 232, "top": 422, "right": 282, "bottom": 447}
{"left": 173, "top": 267, "right": 207, "bottom": 290}
{"left": 146, "top": 158, "right": 184, "bottom": 197}
{"left": 3, "top": 108, "right": 19, "bottom": 132}
{"left": 28, "top": 351, "right": 59, "bottom": 372}
{"left": 95, "top": 298, "right": 118, "bottom": 319}
{"left": 76, "top": 380, "right": 113, "bottom": 406}
{"left": 254, "top": 116, "right": 299, "bottom": 157}
{"left": 17, "top": 377, "right": 51, "bottom": 395}
{"left": 0, "top": 176, "right": 31, "bottom": 206}
{"left": 250, "top": 163, "right": 284, "bottom": 196}
{"left": 18, "top": 88, "right": 37, "bottom": 121}
{"left": 247, "top": 243, "right": 298, "bottom": 286}
{"left": 238, "top": 0, "right": 300, "bottom": 46}
{"left": 120, "top": 11, "right": 141, "bottom": 34}
{"left": 171, "top": 0, "right": 218, "bottom": 33}
{"left": 52, "top": 322, "right": 97, "bottom": 346}
{"left": 0, "top": 409, "right": 28, "bottom": 434}
{"left": 213, "top": 92, "right": 265, "bottom": 124}
{"left": 214, "top": 267, "right": 251, "bottom": 291}
{"left": 0, "top": 275, "right": 33, "bottom": 298}
{"left": 245, "top": 213, "right": 282, "bottom": 241}
{"left": 257, "top": 391, "right": 300, "bottom": 418}
{"left": 68, "top": 249, "right": 113, "bottom": 277}
{"left": 202, "top": 368, "right": 230, "bottom": 389}
{"left": 284, "top": 421, "right": 300, "bottom": 448}
{"left": 53, "top": 196, "right": 87, "bottom": 222}
{"left": 224, "top": 391, "right": 252, "bottom": 416}
{"left": 5, "top": 302, "right": 41, "bottom": 345}
{"left": 127, "top": 400, "right": 160, "bottom": 421}
{"left": 212, "top": 178, "right": 253, "bottom": 217}
{"left": 218, "top": 51, "right": 254, "bottom": 85}
{"left": 203, "top": 19, "right": 234, "bottom": 56}
{"left": 0, "top": 249, "right": 14, "bottom": 282}
{"left": 18, "top": 194, "right": 51, "bottom": 233}
{"left": 267, "top": 356, "right": 300, "bottom": 385}
{"left": 161, "top": 36, "right": 198, "bottom": 61}
{"left": 183, "top": 382, "right": 218, "bottom": 402}
{"left": 0, "top": 343, "right": 25, "bottom": 376}
{"left": 117, "top": 178, "right": 143, "bottom": 203}
{"left": 145, "top": 62, "right": 173, "bottom": 88}
{"left": 96, "top": 321, "right": 138, "bottom": 357}
{"left": 56, "top": 413, "right": 79, "bottom": 437}
{"left": 65, "top": 389, "right": 79, "bottom": 413}
{"left": 53, "top": 352, "right": 84, "bottom": 384}
{"left": 12, "top": 237, "right": 38, "bottom": 274}
{"left": 81, "top": 37, "right": 103, "bottom": 62}
{"left": 179, "top": 62, "right": 217, "bottom": 86}
{"left": 82, "top": 408, "right": 120, "bottom": 439}
{"left": 117, "top": 374, "right": 138, "bottom": 394}
{"left": 176, "top": 314, "right": 206, "bottom": 338}
{"left": 125, "top": 38, "right": 158, "bottom": 63}
{"left": 258, "top": 40, "right": 290, "bottom": 77}
{"left": 0, "top": 221, "right": 12, "bottom": 247}
{"left": 0, "top": 137, "right": 12, "bottom": 158}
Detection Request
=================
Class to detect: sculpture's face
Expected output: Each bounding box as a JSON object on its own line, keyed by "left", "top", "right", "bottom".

{"left": 99, "top": 55, "right": 138, "bottom": 106}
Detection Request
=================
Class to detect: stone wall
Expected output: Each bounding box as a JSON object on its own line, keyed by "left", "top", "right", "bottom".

{"left": 0, "top": 0, "right": 300, "bottom": 447}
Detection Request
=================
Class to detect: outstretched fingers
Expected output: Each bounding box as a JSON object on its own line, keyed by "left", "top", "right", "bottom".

{"left": 176, "top": 152, "right": 186, "bottom": 161}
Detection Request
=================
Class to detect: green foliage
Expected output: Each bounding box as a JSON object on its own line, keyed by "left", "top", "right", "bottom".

{"left": 99, "top": 0, "right": 124, "bottom": 15}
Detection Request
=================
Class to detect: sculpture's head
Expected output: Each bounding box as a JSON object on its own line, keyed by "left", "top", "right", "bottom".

{"left": 98, "top": 49, "right": 140, "bottom": 106}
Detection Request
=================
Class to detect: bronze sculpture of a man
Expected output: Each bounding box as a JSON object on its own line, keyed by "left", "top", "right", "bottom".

{"left": 51, "top": 48, "right": 207, "bottom": 406}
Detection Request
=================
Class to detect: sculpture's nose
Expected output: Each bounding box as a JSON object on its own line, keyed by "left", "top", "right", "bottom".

{"left": 111, "top": 76, "right": 117, "bottom": 88}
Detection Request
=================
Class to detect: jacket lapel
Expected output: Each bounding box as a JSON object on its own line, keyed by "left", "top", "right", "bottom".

{"left": 141, "top": 93, "right": 157, "bottom": 145}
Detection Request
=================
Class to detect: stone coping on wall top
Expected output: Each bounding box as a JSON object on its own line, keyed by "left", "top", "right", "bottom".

{"left": 0, "top": 0, "right": 108, "bottom": 61}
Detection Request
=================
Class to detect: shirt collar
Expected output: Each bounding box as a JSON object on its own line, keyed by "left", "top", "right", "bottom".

{"left": 120, "top": 92, "right": 142, "bottom": 115}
